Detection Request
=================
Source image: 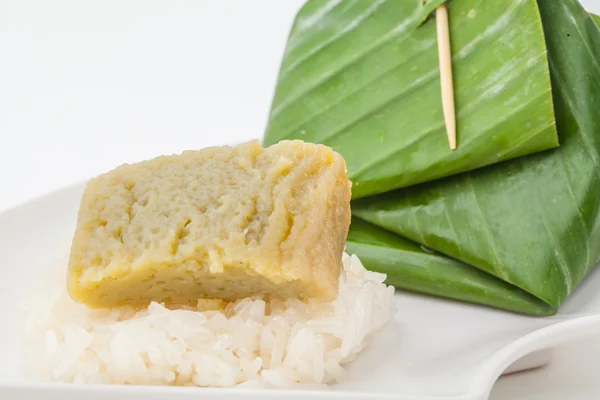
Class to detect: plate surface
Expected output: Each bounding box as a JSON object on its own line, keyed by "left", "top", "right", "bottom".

{"left": 2, "top": 183, "right": 600, "bottom": 400}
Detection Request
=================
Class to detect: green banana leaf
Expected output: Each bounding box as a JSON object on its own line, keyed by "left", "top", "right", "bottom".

{"left": 263, "top": 0, "right": 559, "bottom": 199}
{"left": 346, "top": 218, "right": 555, "bottom": 315}
{"left": 353, "top": 0, "right": 600, "bottom": 314}
{"left": 593, "top": 13, "right": 600, "bottom": 26}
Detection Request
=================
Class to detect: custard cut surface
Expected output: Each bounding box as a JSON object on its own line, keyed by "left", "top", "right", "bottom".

{"left": 67, "top": 140, "right": 352, "bottom": 308}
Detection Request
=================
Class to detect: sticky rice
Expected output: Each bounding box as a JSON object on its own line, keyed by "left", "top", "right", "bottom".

{"left": 21, "top": 253, "right": 394, "bottom": 388}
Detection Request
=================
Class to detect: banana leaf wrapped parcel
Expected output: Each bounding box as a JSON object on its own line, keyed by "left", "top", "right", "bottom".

{"left": 263, "top": 0, "right": 600, "bottom": 315}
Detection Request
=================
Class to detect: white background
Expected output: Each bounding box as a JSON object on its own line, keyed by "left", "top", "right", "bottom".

{"left": 1, "top": 1, "right": 600, "bottom": 398}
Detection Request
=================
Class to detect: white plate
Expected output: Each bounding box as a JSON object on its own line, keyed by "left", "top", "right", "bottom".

{"left": 1, "top": 183, "right": 600, "bottom": 400}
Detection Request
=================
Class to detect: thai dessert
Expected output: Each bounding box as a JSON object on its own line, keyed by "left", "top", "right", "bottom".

{"left": 21, "top": 0, "right": 600, "bottom": 391}
{"left": 23, "top": 141, "right": 394, "bottom": 388}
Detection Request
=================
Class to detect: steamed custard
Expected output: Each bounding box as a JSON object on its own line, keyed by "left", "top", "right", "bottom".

{"left": 67, "top": 140, "right": 352, "bottom": 308}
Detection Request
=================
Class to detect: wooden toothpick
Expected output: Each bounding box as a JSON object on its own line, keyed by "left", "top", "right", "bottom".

{"left": 435, "top": 4, "right": 456, "bottom": 150}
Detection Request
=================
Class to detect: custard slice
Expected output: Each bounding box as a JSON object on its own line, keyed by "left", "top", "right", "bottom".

{"left": 67, "top": 140, "right": 352, "bottom": 308}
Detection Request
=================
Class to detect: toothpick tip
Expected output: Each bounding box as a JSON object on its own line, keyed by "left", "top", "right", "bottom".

{"left": 448, "top": 130, "right": 457, "bottom": 150}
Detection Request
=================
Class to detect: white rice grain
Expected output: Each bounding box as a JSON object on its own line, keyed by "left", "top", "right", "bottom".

{"left": 21, "top": 253, "right": 394, "bottom": 388}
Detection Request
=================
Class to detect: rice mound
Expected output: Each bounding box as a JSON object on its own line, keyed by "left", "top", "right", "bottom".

{"left": 22, "top": 253, "right": 395, "bottom": 388}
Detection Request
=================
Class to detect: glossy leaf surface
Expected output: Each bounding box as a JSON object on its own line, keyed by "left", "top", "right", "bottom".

{"left": 354, "top": 0, "right": 600, "bottom": 313}
{"left": 263, "top": 0, "right": 558, "bottom": 199}
{"left": 347, "top": 219, "right": 555, "bottom": 315}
